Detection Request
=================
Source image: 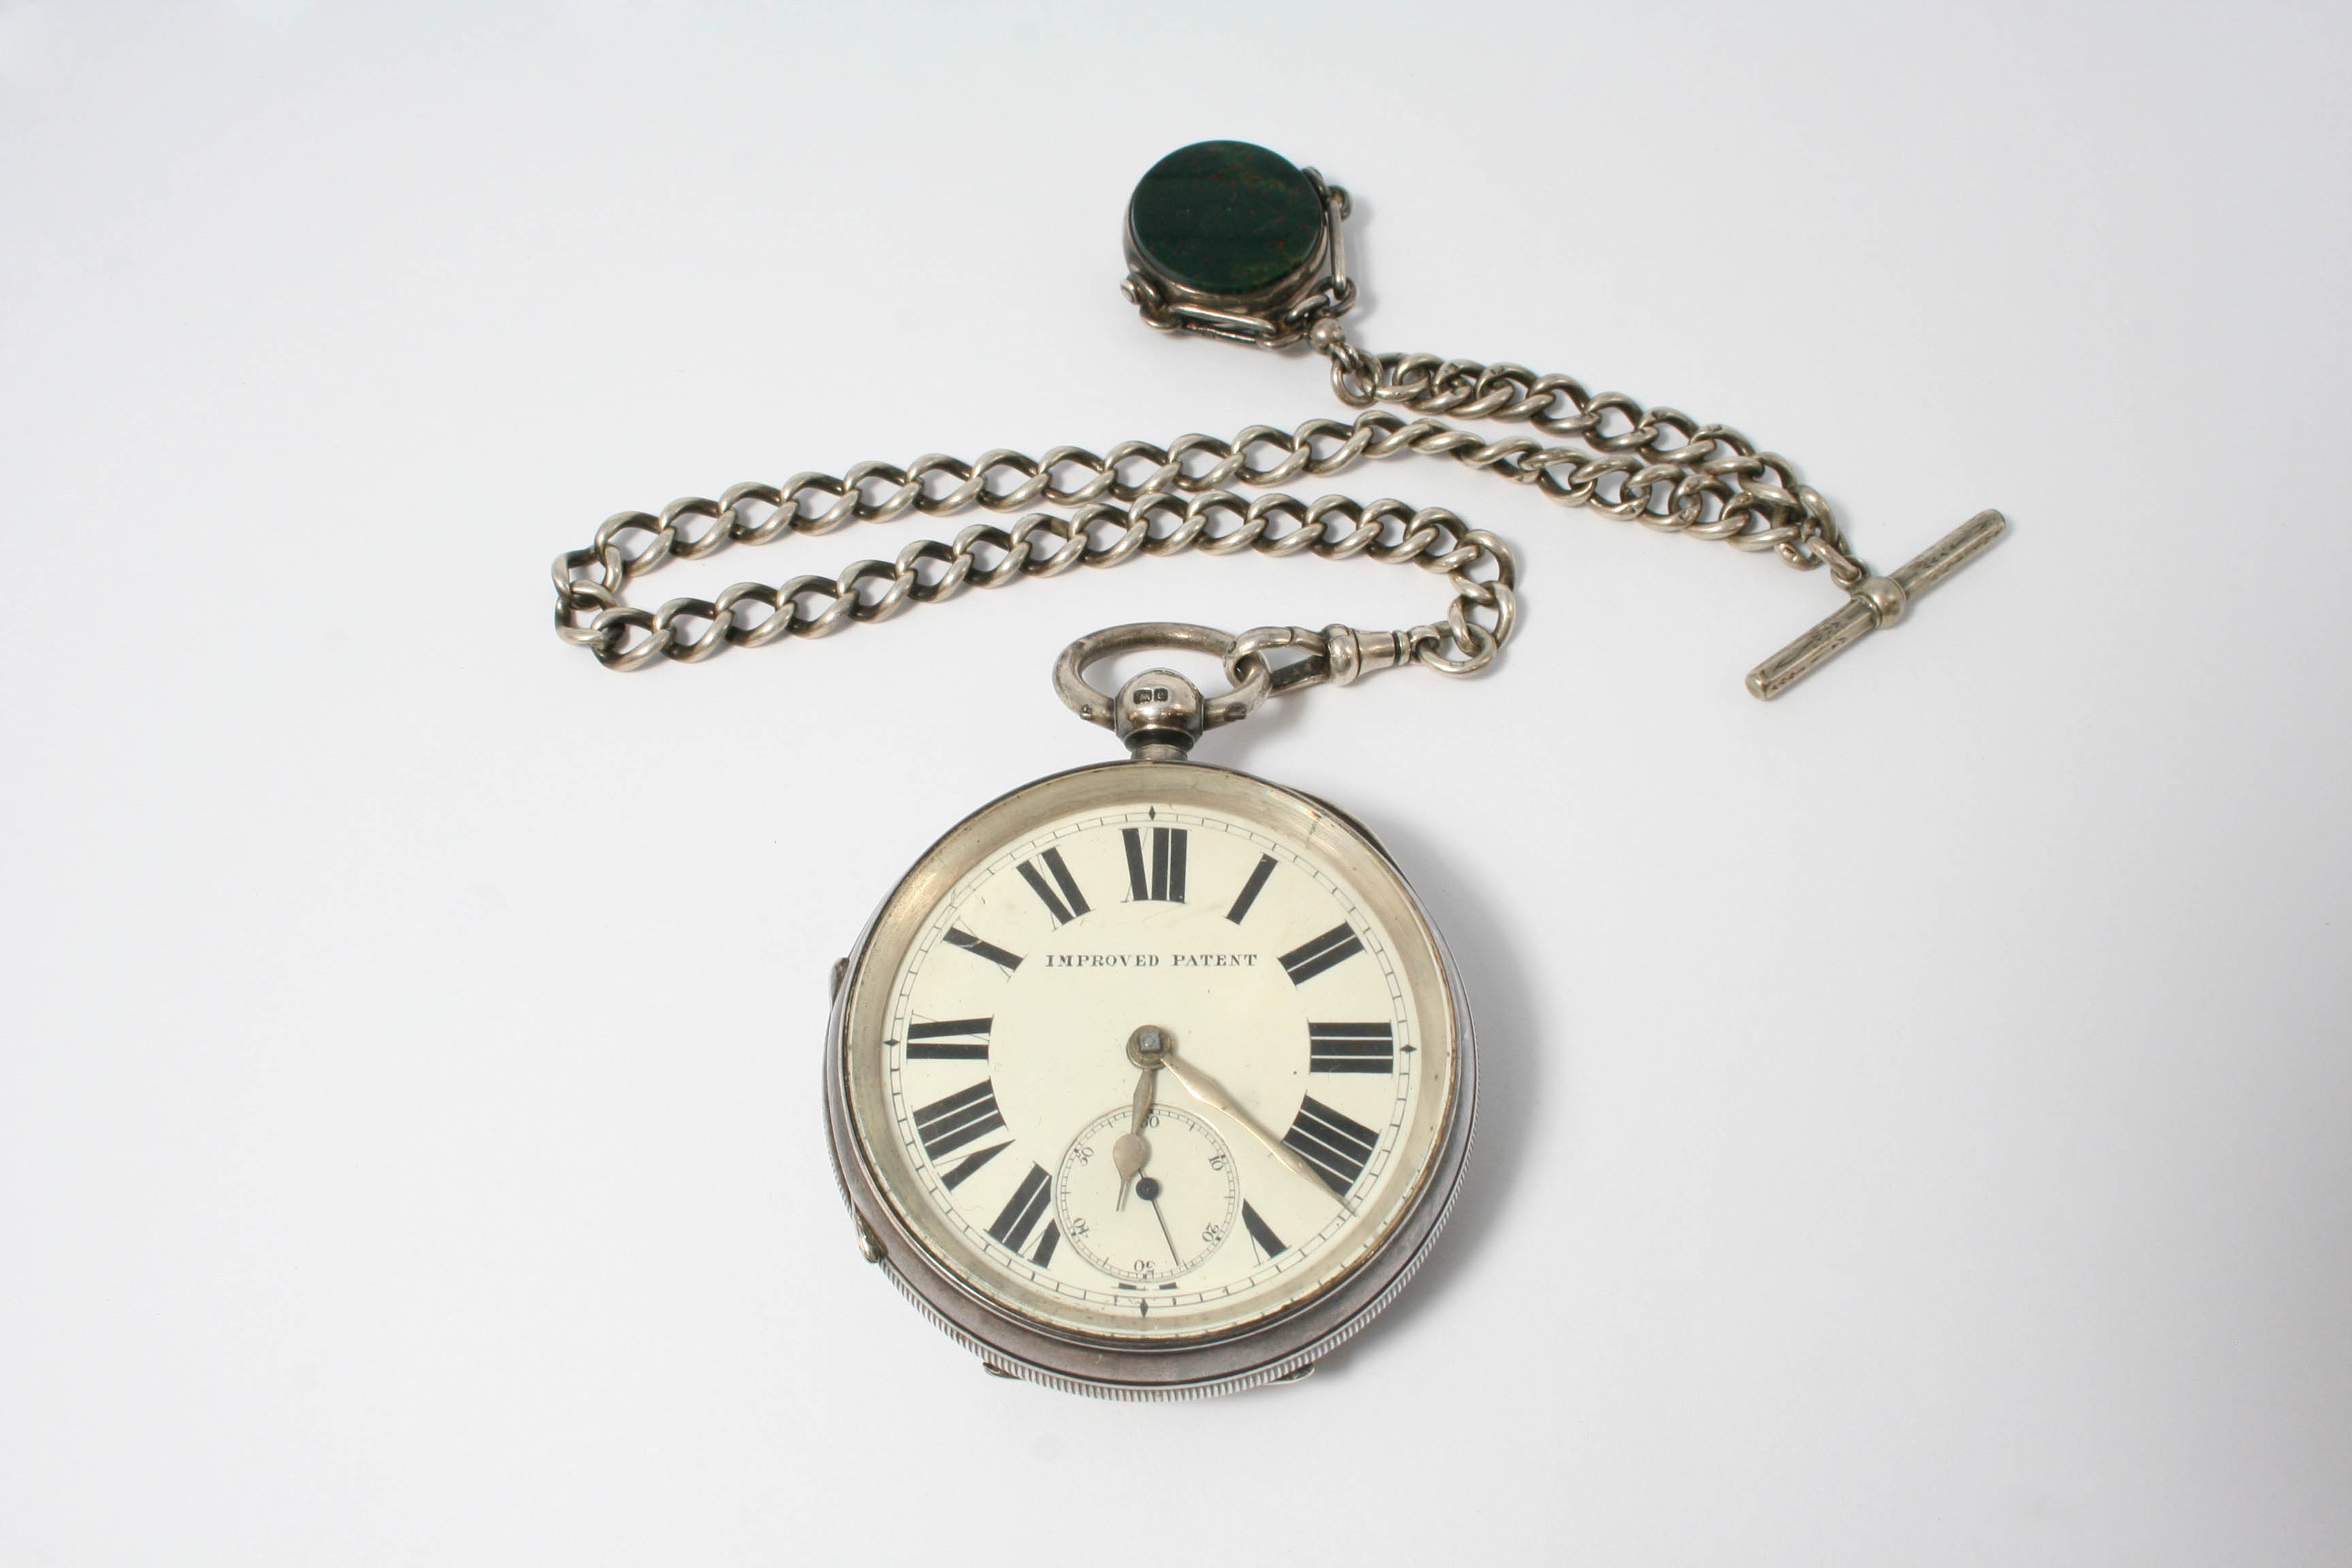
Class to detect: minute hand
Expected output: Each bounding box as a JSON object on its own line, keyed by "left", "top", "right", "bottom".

{"left": 1158, "top": 1054, "right": 1339, "bottom": 1200}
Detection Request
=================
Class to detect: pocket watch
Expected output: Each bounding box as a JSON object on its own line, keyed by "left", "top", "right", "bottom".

{"left": 551, "top": 140, "right": 2006, "bottom": 1397}
{"left": 823, "top": 625, "right": 1474, "bottom": 1397}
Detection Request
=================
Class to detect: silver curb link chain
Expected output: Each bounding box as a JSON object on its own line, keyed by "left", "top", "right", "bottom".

{"left": 1307, "top": 322, "right": 1861, "bottom": 578}
{"left": 551, "top": 323, "right": 1861, "bottom": 693}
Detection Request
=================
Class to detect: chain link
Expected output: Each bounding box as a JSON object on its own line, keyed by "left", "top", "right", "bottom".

{"left": 1311, "top": 322, "right": 1863, "bottom": 582}
{"left": 551, "top": 327, "right": 1864, "bottom": 689}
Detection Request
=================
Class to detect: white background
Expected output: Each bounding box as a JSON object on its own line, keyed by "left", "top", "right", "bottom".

{"left": 3, "top": 3, "right": 2346, "bottom": 1563}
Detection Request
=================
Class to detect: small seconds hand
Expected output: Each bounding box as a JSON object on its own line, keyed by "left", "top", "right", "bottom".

{"left": 1139, "top": 1175, "right": 1181, "bottom": 1263}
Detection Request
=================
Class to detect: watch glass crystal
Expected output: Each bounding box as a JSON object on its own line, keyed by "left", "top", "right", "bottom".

{"left": 840, "top": 764, "right": 1460, "bottom": 1345}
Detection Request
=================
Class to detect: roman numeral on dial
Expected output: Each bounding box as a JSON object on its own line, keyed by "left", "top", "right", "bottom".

{"left": 1241, "top": 1200, "right": 1287, "bottom": 1261}
{"left": 938, "top": 1139, "right": 1008, "bottom": 1191}
{"left": 943, "top": 927, "right": 1023, "bottom": 972}
{"left": 1122, "top": 826, "right": 1188, "bottom": 902}
{"left": 1283, "top": 1096, "right": 1379, "bottom": 1196}
{"left": 1015, "top": 848, "right": 1091, "bottom": 925}
{"left": 987, "top": 1163, "right": 1060, "bottom": 1265}
{"left": 1309, "top": 1022, "right": 1394, "bottom": 1073}
{"left": 1225, "top": 854, "right": 1276, "bottom": 924}
{"left": 913, "top": 1081, "right": 1005, "bottom": 1162}
{"left": 904, "top": 1018, "right": 990, "bottom": 1060}
{"left": 1280, "top": 922, "right": 1364, "bottom": 984}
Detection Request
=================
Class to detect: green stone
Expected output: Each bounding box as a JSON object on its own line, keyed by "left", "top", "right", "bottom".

{"left": 1128, "top": 140, "right": 1323, "bottom": 299}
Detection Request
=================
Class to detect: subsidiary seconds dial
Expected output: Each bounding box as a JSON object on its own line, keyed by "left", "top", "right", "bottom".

{"left": 1056, "top": 1102, "right": 1240, "bottom": 1284}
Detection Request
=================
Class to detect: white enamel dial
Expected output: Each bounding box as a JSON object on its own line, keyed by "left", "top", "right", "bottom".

{"left": 845, "top": 777, "right": 1458, "bottom": 1344}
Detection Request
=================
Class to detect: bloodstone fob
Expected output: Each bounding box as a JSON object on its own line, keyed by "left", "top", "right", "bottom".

{"left": 1122, "top": 140, "right": 1358, "bottom": 348}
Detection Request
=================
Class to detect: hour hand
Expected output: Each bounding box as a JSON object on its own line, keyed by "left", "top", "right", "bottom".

{"left": 1112, "top": 1127, "right": 1147, "bottom": 1211}
{"left": 1113, "top": 1045, "right": 1159, "bottom": 1210}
